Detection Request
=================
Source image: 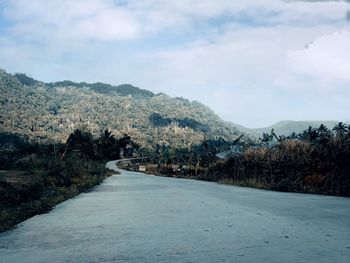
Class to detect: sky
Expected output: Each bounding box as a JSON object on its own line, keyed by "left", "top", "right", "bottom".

{"left": 0, "top": 0, "right": 349, "bottom": 128}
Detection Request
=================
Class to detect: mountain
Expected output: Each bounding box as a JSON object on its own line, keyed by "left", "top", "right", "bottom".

{"left": 232, "top": 120, "right": 340, "bottom": 138}
{"left": 48, "top": 81, "right": 155, "bottom": 99}
{"left": 0, "top": 69, "right": 240, "bottom": 149}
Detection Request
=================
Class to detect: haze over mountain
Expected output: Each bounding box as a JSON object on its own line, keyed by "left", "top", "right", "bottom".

{"left": 233, "top": 120, "right": 341, "bottom": 138}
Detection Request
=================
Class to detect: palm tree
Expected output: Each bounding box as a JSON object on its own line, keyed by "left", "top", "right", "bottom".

{"left": 333, "top": 122, "right": 347, "bottom": 138}
{"left": 318, "top": 124, "right": 328, "bottom": 133}
{"left": 97, "top": 129, "right": 119, "bottom": 159}
{"left": 318, "top": 124, "right": 332, "bottom": 140}
{"left": 301, "top": 126, "right": 319, "bottom": 142}
{"left": 261, "top": 132, "right": 271, "bottom": 142}
{"left": 289, "top": 132, "right": 297, "bottom": 139}
{"left": 62, "top": 129, "right": 95, "bottom": 159}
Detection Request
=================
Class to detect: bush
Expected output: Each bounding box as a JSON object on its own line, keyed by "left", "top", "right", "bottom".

{"left": 215, "top": 137, "right": 350, "bottom": 196}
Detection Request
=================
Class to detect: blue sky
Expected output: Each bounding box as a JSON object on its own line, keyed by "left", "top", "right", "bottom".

{"left": 0, "top": 0, "right": 349, "bottom": 127}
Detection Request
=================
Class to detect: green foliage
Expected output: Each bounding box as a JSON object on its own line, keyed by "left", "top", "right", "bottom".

{"left": 333, "top": 122, "right": 347, "bottom": 138}
{"left": 0, "top": 179, "right": 45, "bottom": 208}
{"left": 48, "top": 81, "right": 154, "bottom": 98}
{"left": 66, "top": 129, "right": 95, "bottom": 158}
{"left": 0, "top": 132, "right": 33, "bottom": 153}
{"left": 149, "top": 113, "right": 209, "bottom": 132}
{"left": 0, "top": 128, "right": 124, "bottom": 232}
{"left": 209, "top": 123, "right": 350, "bottom": 196}
{"left": 153, "top": 123, "right": 350, "bottom": 197}
{"left": 14, "top": 73, "right": 37, "bottom": 86}
{"left": 1, "top": 69, "right": 239, "bottom": 150}
{"left": 97, "top": 129, "right": 120, "bottom": 159}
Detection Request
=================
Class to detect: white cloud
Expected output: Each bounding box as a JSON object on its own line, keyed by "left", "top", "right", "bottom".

{"left": 73, "top": 9, "right": 139, "bottom": 41}
{"left": 0, "top": 0, "right": 349, "bottom": 126}
{"left": 142, "top": 24, "right": 348, "bottom": 93}
{"left": 138, "top": 25, "right": 350, "bottom": 126}
{"left": 286, "top": 31, "right": 350, "bottom": 88}
{"left": 3, "top": 0, "right": 349, "bottom": 42}
{"left": 129, "top": 0, "right": 349, "bottom": 30}
{"left": 3, "top": 0, "right": 139, "bottom": 41}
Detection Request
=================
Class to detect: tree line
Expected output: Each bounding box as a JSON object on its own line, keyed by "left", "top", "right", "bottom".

{"left": 200, "top": 122, "right": 350, "bottom": 196}
{"left": 147, "top": 122, "right": 350, "bottom": 197}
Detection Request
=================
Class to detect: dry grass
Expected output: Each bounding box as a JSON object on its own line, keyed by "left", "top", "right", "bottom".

{"left": 218, "top": 178, "right": 268, "bottom": 190}
{"left": 0, "top": 170, "right": 45, "bottom": 184}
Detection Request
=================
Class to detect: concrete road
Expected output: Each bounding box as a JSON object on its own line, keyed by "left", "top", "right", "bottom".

{"left": 0, "top": 161, "right": 349, "bottom": 262}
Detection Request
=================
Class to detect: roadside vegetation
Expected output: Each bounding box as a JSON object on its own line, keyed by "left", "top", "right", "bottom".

{"left": 143, "top": 123, "right": 350, "bottom": 197}
{"left": 0, "top": 129, "right": 134, "bottom": 232}
{"left": 2, "top": 122, "right": 348, "bottom": 233}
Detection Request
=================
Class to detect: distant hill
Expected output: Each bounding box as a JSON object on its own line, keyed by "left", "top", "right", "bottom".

{"left": 0, "top": 70, "right": 240, "bottom": 149}
{"left": 232, "top": 120, "right": 340, "bottom": 138}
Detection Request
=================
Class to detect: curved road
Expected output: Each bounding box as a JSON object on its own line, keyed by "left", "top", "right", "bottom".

{"left": 0, "top": 160, "right": 349, "bottom": 262}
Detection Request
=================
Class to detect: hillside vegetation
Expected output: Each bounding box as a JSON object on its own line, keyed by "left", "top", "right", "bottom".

{"left": 0, "top": 69, "right": 240, "bottom": 149}
{"left": 2, "top": 68, "right": 349, "bottom": 199}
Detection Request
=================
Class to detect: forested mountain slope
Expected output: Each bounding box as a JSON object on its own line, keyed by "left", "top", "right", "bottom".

{"left": 0, "top": 69, "right": 240, "bottom": 149}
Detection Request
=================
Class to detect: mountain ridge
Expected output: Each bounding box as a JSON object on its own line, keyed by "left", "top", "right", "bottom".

{"left": 14, "top": 72, "right": 155, "bottom": 99}
{"left": 0, "top": 69, "right": 240, "bottom": 149}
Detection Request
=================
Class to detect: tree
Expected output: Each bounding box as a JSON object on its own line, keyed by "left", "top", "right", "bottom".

{"left": 97, "top": 129, "right": 120, "bottom": 160}
{"left": 64, "top": 129, "right": 95, "bottom": 158}
{"left": 300, "top": 126, "right": 319, "bottom": 143}
{"left": 333, "top": 122, "right": 347, "bottom": 138}
{"left": 317, "top": 124, "right": 332, "bottom": 143}
{"left": 288, "top": 132, "right": 297, "bottom": 139}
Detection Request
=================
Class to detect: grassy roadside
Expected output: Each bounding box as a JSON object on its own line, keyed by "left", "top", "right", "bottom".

{"left": 217, "top": 177, "right": 269, "bottom": 189}
{"left": 0, "top": 129, "right": 128, "bottom": 232}
{"left": 0, "top": 165, "right": 114, "bottom": 233}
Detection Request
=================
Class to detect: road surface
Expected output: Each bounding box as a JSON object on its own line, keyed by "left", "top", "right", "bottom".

{"left": 0, "top": 160, "right": 349, "bottom": 262}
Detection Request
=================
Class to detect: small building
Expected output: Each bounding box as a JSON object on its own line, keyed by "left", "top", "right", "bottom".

{"left": 139, "top": 165, "right": 147, "bottom": 172}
